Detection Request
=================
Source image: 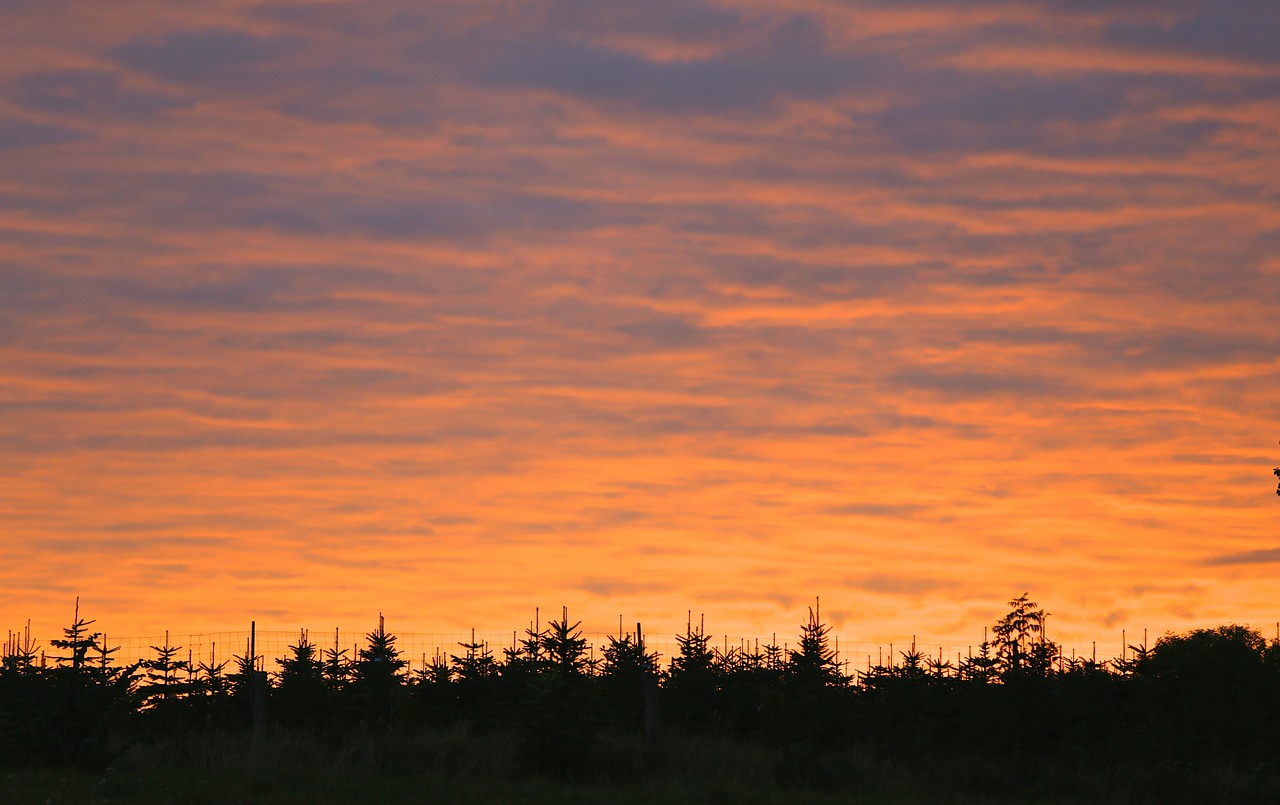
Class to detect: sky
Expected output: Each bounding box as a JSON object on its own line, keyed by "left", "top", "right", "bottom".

{"left": 2, "top": 0, "right": 1279, "bottom": 652}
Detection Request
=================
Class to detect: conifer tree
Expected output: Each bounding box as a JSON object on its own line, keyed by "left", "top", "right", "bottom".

{"left": 195, "top": 644, "right": 230, "bottom": 699}
{"left": 787, "top": 602, "right": 847, "bottom": 687}
{"left": 451, "top": 630, "right": 498, "bottom": 682}
{"left": 541, "top": 607, "right": 592, "bottom": 676}
{"left": 50, "top": 598, "right": 100, "bottom": 673}
{"left": 322, "top": 629, "right": 350, "bottom": 692}
{"left": 351, "top": 615, "right": 406, "bottom": 692}
{"left": 960, "top": 629, "right": 999, "bottom": 683}
{"left": 502, "top": 610, "right": 549, "bottom": 679}
{"left": 670, "top": 612, "right": 716, "bottom": 681}
{"left": 276, "top": 629, "right": 326, "bottom": 723}
{"left": 413, "top": 649, "right": 453, "bottom": 685}
{"left": 140, "top": 632, "right": 192, "bottom": 705}
{"left": 600, "top": 632, "right": 659, "bottom": 681}
{"left": 666, "top": 613, "right": 721, "bottom": 728}
{"left": 2, "top": 621, "right": 41, "bottom": 673}
{"left": 230, "top": 640, "right": 260, "bottom": 700}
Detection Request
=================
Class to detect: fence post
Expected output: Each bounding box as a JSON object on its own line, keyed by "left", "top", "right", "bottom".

{"left": 250, "top": 621, "right": 268, "bottom": 754}
{"left": 638, "top": 622, "right": 659, "bottom": 738}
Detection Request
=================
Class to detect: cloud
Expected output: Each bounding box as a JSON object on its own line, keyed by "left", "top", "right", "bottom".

{"left": 12, "top": 69, "right": 191, "bottom": 119}
{"left": 114, "top": 28, "right": 301, "bottom": 88}
{"left": 1204, "top": 548, "right": 1280, "bottom": 566}
{"left": 615, "top": 316, "right": 707, "bottom": 349}
{"left": 1102, "top": 0, "right": 1280, "bottom": 63}
{"left": 823, "top": 503, "right": 931, "bottom": 519}
{"left": 2, "top": 0, "right": 1279, "bottom": 646}
{"left": 849, "top": 574, "right": 960, "bottom": 596}
{"left": 480, "top": 14, "right": 867, "bottom": 112}
{"left": 0, "top": 116, "right": 87, "bottom": 150}
{"left": 888, "top": 368, "right": 1059, "bottom": 398}
{"left": 869, "top": 71, "right": 1224, "bottom": 156}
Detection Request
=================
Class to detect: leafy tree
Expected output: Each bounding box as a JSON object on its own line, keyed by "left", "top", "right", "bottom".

{"left": 1147, "top": 624, "right": 1266, "bottom": 683}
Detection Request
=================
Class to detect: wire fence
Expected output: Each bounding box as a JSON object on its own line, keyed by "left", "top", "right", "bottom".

{"left": 14, "top": 627, "right": 1061, "bottom": 678}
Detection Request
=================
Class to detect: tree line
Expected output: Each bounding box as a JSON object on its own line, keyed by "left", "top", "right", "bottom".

{"left": 5, "top": 595, "right": 1280, "bottom": 776}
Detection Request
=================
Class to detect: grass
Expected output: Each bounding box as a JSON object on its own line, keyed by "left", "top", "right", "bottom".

{"left": 4, "top": 725, "right": 1278, "bottom": 804}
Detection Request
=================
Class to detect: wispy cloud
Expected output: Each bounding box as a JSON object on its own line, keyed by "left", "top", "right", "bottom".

{"left": 0, "top": 0, "right": 1277, "bottom": 645}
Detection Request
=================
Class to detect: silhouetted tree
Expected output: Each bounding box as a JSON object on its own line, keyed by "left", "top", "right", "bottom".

{"left": 788, "top": 602, "right": 848, "bottom": 687}
{"left": 451, "top": 630, "right": 499, "bottom": 683}
{"left": 140, "top": 632, "right": 193, "bottom": 706}
{"left": 321, "top": 629, "right": 350, "bottom": 693}
{"left": 993, "top": 594, "right": 1057, "bottom": 681}
{"left": 351, "top": 615, "right": 406, "bottom": 692}
{"left": 2, "top": 621, "right": 40, "bottom": 673}
{"left": 275, "top": 629, "right": 326, "bottom": 724}
{"left": 49, "top": 598, "right": 100, "bottom": 673}
{"left": 666, "top": 613, "right": 721, "bottom": 729}
{"left": 502, "top": 609, "right": 549, "bottom": 680}
{"left": 195, "top": 646, "right": 230, "bottom": 699}
{"left": 542, "top": 607, "right": 592, "bottom": 677}
{"left": 959, "top": 635, "right": 995, "bottom": 683}
{"left": 599, "top": 630, "right": 660, "bottom": 729}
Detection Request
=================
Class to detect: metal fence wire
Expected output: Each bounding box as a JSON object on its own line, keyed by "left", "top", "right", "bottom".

{"left": 22, "top": 628, "right": 1005, "bottom": 678}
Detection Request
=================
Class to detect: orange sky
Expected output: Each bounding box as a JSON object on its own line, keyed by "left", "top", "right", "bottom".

{"left": 3, "top": 0, "right": 1280, "bottom": 655}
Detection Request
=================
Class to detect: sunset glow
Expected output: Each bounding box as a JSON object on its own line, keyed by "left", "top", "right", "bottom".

{"left": 3, "top": 0, "right": 1279, "bottom": 652}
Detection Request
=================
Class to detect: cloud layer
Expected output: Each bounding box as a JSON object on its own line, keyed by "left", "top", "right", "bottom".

{"left": 2, "top": 0, "right": 1279, "bottom": 647}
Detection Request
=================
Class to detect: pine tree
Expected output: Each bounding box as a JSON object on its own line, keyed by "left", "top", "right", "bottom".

{"left": 195, "top": 644, "right": 230, "bottom": 699}
{"left": 49, "top": 598, "right": 100, "bottom": 673}
{"left": 2, "top": 621, "right": 41, "bottom": 673}
{"left": 670, "top": 612, "right": 716, "bottom": 681}
{"left": 451, "top": 630, "right": 498, "bottom": 682}
{"left": 322, "top": 629, "right": 350, "bottom": 693}
{"left": 960, "top": 629, "right": 999, "bottom": 683}
{"left": 541, "top": 607, "right": 592, "bottom": 676}
{"left": 140, "top": 632, "right": 192, "bottom": 705}
{"left": 276, "top": 629, "right": 326, "bottom": 724}
{"left": 502, "top": 609, "right": 549, "bottom": 679}
{"left": 351, "top": 614, "right": 406, "bottom": 692}
{"left": 666, "top": 613, "right": 721, "bottom": 728}
{"left": 787, "top": 601, "right": 847, "bottom": 687}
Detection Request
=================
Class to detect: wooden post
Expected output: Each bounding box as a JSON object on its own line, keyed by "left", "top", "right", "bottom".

{"left": 250, "top": 620, "right": 267, "bottom": 751}
{"left": 638, "top": 622, "right": 659, "bottom": 738}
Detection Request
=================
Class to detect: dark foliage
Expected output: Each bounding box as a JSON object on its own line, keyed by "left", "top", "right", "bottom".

{"left": 6, "top": 594, "right": 1280, "bottom": 802}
